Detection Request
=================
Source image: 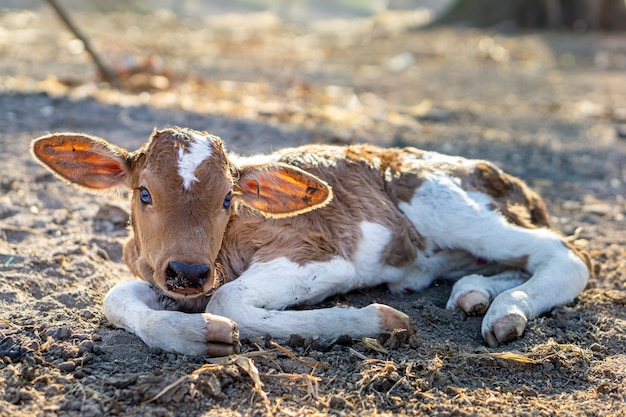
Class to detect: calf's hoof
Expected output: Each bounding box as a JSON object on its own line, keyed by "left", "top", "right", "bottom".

{"left": 203, "top": 314, "right": 240, "bottom": 357}
{"left": 482, "top": 313, "right": 527, "bottom": 348}
{"left": 373, "top": 303, "right": 414, "bottom": 336}
{"left": 457, "top": 291, "right": 490, "bottom": 316}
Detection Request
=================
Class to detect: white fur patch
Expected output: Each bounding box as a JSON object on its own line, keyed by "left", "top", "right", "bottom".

{"left": 177, "top": 131, "right": 213, "bottom": 190}
{"left": 353, "top": 222, "right": 405, "bottom": 285}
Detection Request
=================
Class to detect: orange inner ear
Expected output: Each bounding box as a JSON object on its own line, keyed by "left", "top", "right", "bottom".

{"left": 54, "top": 149, "right": 126, "bottom": 188}
{"left": 237, "top": 164, "right": 332, "bottom": 218}
{"left": 32, "top": 134, "right": 128, "bottom": 190}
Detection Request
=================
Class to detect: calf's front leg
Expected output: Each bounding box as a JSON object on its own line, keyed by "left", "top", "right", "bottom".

{"left": 206, "top": 257, "right": 412, "bottom": 340}
{"left": 104, "top": 280, "right": 239, "bottom": 356}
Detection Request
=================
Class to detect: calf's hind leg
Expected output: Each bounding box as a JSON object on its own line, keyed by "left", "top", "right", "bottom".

{"left": 446, "top": 270, "right": 530, "bottom": 316}
{"left": 399, "top": 173, "right": 590, "bottom": 346}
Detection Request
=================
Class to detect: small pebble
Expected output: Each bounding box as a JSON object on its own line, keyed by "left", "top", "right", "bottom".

{"left": 328, "top": 395, "right": 346, "bottom": 409}
{"left": 286, "top": 334, "right": 305, "bottom": 348}
{"left": 18, "top": 388, "right": 34, "bottom": 401}
{"left": 589, "top": 343, "right": 605, "bottom": 352}
{"left": 58, "top": 361, "right": 76, "bottom": 372}
{"left": 386, "top": 52, "right": 415, "bottom": 73}
{"left": 78, "top": 340, "right": 93, "bottom": 354}
{"left": 67, "top": 400, "right": 82, "bottom": 411}
{"left": 333, "top": 334, "right": 353, "bottom": 346}
{"left": 616, "top": 124, "right": 626, "bottom": 139}
{"left": 47, "top": 326, "right": 71, "bottom": 341}
{"left": 45, "top": 385, "right": 61, "bottom": 397}
{"left": 81, "top": 352, "right": 96, "bottom": 365}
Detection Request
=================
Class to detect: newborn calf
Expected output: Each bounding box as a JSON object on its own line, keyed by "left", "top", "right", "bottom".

{"left": 32, "top": 127, "right": 591, "bottom": 355}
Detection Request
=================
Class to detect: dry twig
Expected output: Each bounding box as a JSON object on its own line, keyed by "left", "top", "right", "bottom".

{"left": 236, "top": 356, "right": 273, "bottom": 416}
{"left": 44, "top": 0, "right": 117, "bottom": 85}
{"left": 269, "top": 340, "right": 330, "bottom": 370}
{"left": 361, "top": 337, "right": 389, "bottom": 354}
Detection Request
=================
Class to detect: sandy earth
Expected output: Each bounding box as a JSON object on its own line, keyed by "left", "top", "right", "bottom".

{"left": 1, "top": 6, "right": 625, "bottom": 417}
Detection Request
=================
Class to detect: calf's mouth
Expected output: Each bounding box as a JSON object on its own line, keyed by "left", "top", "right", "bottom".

{"left": 164, "top": 261, "right": 218, "bottom": 297}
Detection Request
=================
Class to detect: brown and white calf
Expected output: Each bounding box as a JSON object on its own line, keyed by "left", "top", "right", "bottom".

{"left": 32, "top": 127, "right": 591, "bottom": 356}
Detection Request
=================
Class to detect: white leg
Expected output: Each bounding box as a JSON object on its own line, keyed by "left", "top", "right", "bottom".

{"left": 446, "top": 270, "right": 530, "bottom": 315}
{"left": 104, "top": 280, "right": 238, "bottom": 356}
{"left": 388, "top": 249, "right": 506, "bottom": 294}
{"left": 399, "top": 173, "right": 590, "bottom": 346}
{"left": 205, "top": 257, "right": 411, "bottom": 340}
{"left": 388, "top": 249, "right": 475, "bottom": 294}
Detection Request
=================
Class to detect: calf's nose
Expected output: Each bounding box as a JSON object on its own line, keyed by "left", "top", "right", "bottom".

{"left": 166, "top": 262, "right": 211, "bottom": 290}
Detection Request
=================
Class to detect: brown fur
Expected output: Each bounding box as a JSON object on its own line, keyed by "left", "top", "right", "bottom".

{"left": 431, "top": 160, "right": 552, "bottom": 229}
{"left": 218, "top": 145, "right": 428, "bottom": 281}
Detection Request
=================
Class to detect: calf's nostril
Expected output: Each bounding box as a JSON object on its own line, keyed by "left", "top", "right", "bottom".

{"left": 166, "top": 262, "right": 210, "bottom": 289}
{"left": 166, "top": 264, "right": 178, "bottom": 280}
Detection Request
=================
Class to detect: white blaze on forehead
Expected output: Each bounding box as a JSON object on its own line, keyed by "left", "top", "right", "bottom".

{"left": 177, "top": 131, "right": 214, "bottom": 190}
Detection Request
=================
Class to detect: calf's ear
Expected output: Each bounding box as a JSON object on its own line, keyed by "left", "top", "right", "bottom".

{"left": 235, "top": 162, "right": 333, "bottom": 218}
{"left": 31, "top": 133, "right": 131, "bottom": 191}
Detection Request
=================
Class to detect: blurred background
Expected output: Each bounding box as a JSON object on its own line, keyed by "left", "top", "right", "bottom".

{"left": 0, "top": 0, "right": 624, "bottom": 155}
{"left": 6, "top": 0, "right": 626, "bottom": 27}
{"left": 8, "top": 0, "right": 451, "bottom": 21}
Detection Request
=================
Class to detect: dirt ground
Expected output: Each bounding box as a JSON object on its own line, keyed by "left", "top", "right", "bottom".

{"left": 1, "top": 6, "right": 625, "bottom": 417}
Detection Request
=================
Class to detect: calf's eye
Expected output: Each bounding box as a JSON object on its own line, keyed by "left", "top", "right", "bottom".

{"left": 139, "top": 187, "right": 152, "bottom": 205}
{"left": 223, "top": 191, "right": 232, "bottom": 209}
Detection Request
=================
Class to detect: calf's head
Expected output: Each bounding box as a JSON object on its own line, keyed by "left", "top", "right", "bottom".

{"left": 32, "top": 127, "right": 332, "bottom": 302}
